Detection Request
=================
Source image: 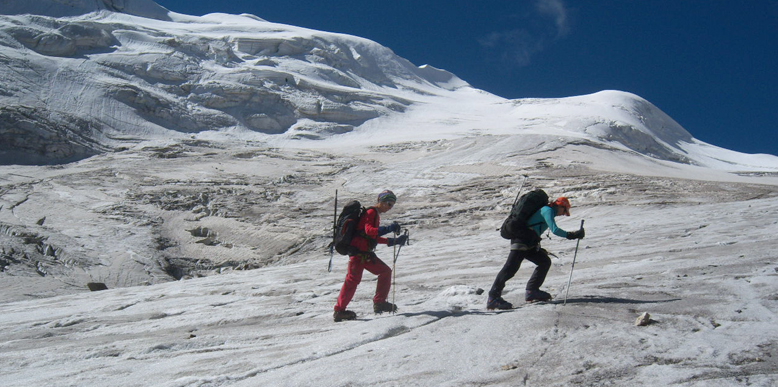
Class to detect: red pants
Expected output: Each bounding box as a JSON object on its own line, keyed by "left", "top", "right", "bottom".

{"left": 334, "top": 253, "right": 392, "bottom": 312}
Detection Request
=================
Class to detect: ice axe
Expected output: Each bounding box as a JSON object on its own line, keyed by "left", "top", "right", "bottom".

{"left": 564, "top": 219, "right": 584, "bottom": 306}
{"left": 511, "top": 174, "right": 529, "bottom": 207}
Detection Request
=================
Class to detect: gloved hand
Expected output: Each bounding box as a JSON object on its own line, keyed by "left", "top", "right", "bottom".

{"left": 387, "top": 234, "right": 408, "bottom": 247}
{"left": 566, "top": 228, "right": 585, "bottom": 240}
{"left": 378, "top": 222, "right": 401, "bottom": 236}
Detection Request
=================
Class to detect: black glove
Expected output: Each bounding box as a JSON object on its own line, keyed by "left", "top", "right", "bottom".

{"left": 387, "top": 234, "right": 408, "bottom": 246}
{"left": 566, "top": 228, "right": 585, "bottom": 240}
{"left": 378, "top": 222, "right": 401, "bottom": 236}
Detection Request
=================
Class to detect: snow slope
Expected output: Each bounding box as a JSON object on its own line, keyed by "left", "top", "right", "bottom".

{"left": 0, "top": 141, "right": 776, "bottom": 386}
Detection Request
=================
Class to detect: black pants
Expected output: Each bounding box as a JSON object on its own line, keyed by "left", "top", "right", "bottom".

{"left": 489, "top": 247, "right": 552, "bottom": 299}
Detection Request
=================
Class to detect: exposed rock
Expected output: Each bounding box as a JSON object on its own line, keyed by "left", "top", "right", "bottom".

{"left": 87, "top": 282, "right": 108, "bottom": 291}
{"left": 635, "top": 312, "right": 651, "bottom": 326}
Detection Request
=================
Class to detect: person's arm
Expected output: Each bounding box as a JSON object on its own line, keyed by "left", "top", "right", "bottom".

{"left": 363, "top": 208, "right": 389, "bottom": 244}
{"left": 540, "top": 206, "right": 568, "bottom": 238}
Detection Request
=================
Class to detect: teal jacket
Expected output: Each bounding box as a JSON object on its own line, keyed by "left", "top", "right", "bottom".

{"left": 528, "top": 206, "right": 569, "bottom": 238}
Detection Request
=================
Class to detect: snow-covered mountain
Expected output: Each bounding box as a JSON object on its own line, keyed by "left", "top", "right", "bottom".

{"left": 2, "top": 1, "right": 777, "bottom": 170}
{"left": 1, "top": 2, "right": 778, "bottom": 386}
{"left": 0, "top": 0, "right": 469, "bottom": 164}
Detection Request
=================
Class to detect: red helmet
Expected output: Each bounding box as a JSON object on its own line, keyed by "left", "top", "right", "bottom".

{"left": 553, "top": 197, "right": 571, "bottom": 216}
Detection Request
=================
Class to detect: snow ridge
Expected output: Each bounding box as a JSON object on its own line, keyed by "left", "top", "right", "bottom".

{"left": 0, "top": 0, "right": 171, "bottom": 20}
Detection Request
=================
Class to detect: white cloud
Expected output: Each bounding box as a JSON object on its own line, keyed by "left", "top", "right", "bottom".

{"left": 536, "top": 0, "right": 570, "bottom": 37}
{"left": 478, "top": 29, "right": 544, "bottom": 67}
{"left": 479, "top": 0, "right": 571, "bottom": 67}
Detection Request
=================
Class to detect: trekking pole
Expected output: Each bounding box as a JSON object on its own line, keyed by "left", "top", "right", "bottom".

{"left": 564, "top": 219, "right": 584, "bottom": 306}
{"left": 328, "top": 190, "right": 338, "bottom": 272}
{"left": 394, "top": 230, "right": 408, "bottom": 262}
{"left": 391, "top": 229, "right": 409, "bottom": 315}
{"left": 391, "top": 229, "right": 398, "bottom": 314}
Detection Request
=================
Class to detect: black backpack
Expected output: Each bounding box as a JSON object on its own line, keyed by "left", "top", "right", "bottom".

{"left": 333, "top": 200, "right": 365, "bottom": 255}
{"left": 500, "top": 189, "right": 549, "bottom": 243}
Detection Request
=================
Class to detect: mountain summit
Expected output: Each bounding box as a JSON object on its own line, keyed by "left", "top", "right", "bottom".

{"left": 0, "top": 0, "right": 171, "bottom": 19}
{"left": 0, "top": 0, "right": 776, "bottom": 171}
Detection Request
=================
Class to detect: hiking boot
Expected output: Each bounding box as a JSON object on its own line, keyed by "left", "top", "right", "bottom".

{"left": 486, "top": 297, "right": 513, "bottom": 310}
{"left": 333, "top": 310, "right": 357, "bottom": 322}
{"left": 373, "top": 301, "right": 397, "bottom": 314}
{"left": 525, "top": 289, "right": 552, "bottom": 303}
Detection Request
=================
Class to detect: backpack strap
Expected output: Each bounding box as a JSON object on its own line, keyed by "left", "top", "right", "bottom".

{"left": 354, "top": 207, "right": 379, "bottom": 251}
{"left": 356, "top": 206, "right": 374, "bottom": 236}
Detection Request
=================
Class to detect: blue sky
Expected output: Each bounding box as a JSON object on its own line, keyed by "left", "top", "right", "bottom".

{"left": 155, "top": 0, "right": 777, "bottom": 156}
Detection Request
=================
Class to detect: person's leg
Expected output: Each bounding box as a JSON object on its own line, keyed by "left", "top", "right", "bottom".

{"left": 524, "top": 249, "right": 552, "bottom": 291}
{"left": 488, "top": 249, "right": 525, "bottom": 299}
{"left": 363, "top": 255, "right": 392, "bottom": 304}
{"left": 334, "top": 255, "right": 365, "bottom": 311}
